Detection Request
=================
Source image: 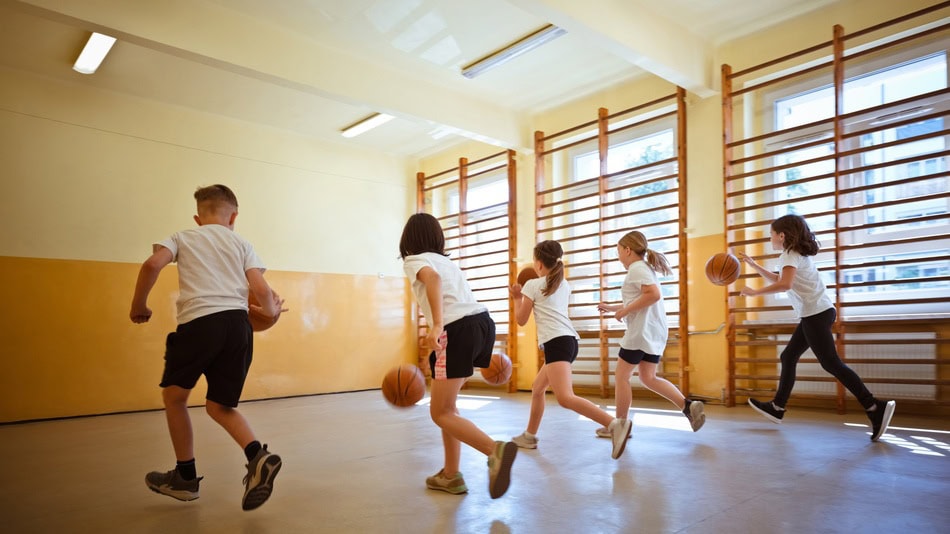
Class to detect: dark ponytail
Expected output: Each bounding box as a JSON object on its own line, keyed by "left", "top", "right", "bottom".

{"left": 534, "top": 240, "right": 565, "bottom": 297}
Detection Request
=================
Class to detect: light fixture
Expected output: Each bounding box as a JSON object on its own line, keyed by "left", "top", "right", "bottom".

{"left": 73, "top": 32, "right": 117, "bottom": 74}
{"left": 340, "top": 112, "right": 395, "bottom": 138}
{"left": 461, "top": 23, "right": 566, "bottom": 79}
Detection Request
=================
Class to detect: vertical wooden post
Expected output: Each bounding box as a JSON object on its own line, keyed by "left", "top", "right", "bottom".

{"left": 507, "top": 149, "right": 519, "bottom": 393}
{"left": 534, "top": 130, "right": 545, "bottom": 374}
{"left": 832, "top": 24, "right": 847, "bottom": 414}
{"left": 676, "top": 87, "right": 690, "bottom": 396}
{"left": 598, "top": 107, "right": 610, "bottom": 398}
{"left": 721, "top": 64, "right": 737, "bottom": 407}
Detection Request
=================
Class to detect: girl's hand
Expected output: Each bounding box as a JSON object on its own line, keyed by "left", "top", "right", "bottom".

{"left": 130, "top": 305, "right": 152, "bottom": 323}
{"left": 614, "top": 308, "right": 628, "bottom": 321}
{"left": 740, "top": 286, "right": 757, "bottom": 297}
{"left": 735, "top": 251, "right": 754, "bottom": 265}
{"left": 596, "top": 302, "right": 617, "bottom": 313}
{"left": 424, "top": 326, "right": 445, "bottom": 350}
{"left": 509, "top": 284, "right": 522, "bottom": 297}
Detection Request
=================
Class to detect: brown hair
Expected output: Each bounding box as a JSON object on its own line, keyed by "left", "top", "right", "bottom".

{"left": 194, "top": 184, "right": 238, "bottom": 215}
{"left": 618, "top": 230, "right": 672, "bottom": 276}
{"left": 534, "top": 240, "right": 565, "bottom": 297}
{"left": 399, "top": 213, "right": 447, "bottom": 259}
{"left": 771, "top": 214, "right": 820, "bottom": 256}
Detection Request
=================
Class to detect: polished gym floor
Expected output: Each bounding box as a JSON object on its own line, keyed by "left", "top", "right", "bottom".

{"left": 2, "top": 389, "right": 948, "bottom": 533}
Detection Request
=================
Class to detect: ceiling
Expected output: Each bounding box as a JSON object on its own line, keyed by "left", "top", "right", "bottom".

{"left": 0, "top": 0, "right": 841, "bottom": 158}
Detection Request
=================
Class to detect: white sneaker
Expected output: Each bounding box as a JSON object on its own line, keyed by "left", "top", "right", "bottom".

{"left": 609, "top": 418, "right": 632, "bottom": 459}
{"left": 511, "top": 432, "right": 538, "bottom": 449}
{"left": 685, "top": 400, "right": 706, "bottom": 432}
{"left": 596, "top": 425, "right": 631, "bottom": 438}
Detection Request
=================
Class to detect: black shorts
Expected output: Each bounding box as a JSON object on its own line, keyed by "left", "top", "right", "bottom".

{"left": 542, "top": 336, "right": 578, "bottom": 364}
{"left": 618, "top": 348, "right": 661, "bottom": 365}
{"left": 428, "top": 312, "right": 495, "bottom": 380}
{"left": 160, "top": 310, "right": 253, "bottom": 407}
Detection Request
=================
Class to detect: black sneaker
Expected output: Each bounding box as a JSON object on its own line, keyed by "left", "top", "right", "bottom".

{"left": 145, "top": 469, "right": 202, "bottom": 501}
{"left": 242, "top": 444, "right": 282, "bottom": 511}
{"left": 868, "top": 400, "right": 896, "bottom": 442}
{"left": 748, "top": 398, "right": 784, "bottom": 424}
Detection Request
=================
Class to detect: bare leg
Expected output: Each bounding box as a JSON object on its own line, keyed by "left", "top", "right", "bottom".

{"left": 614, "top": 359, "right": 636, "bottom": 420}
{"left": 429, "top": 377, "right": 496, "bottom": 476}
{"left": 545, "top": 361, "right": 614, "bottom": 428}
{"left": 162, "top": 386, "right": 195, "bottom": 461}
{"left": 638, "top": 362, "right": 686, "bottom": 410}
{"left": 525, "top": 365, "right": 551, "bottom": 435}
{"left": 205, "top": 399, "right": 257, "bottom": 449}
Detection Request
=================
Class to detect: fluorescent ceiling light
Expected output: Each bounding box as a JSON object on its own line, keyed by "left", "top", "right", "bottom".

{"left": 461, "top": 24, "right": 566, "bottom": 79}
{"left": 73, "top": 32, "right": 117, "bottom": 74}
{"left": 340, "top": 112, "right": 394, "bottom": 138}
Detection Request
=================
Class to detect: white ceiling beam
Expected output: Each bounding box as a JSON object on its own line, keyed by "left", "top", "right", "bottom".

{"left": 508, "top": 0, "right": 717, "bottom": 98}
{"left": 7, "top": 0, "right": 530, "bottom": 150}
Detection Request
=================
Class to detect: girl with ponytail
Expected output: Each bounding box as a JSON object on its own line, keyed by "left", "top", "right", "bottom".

{"left": 510, "top": 240, "right": 632, "bottom": 460}
{"left": 597, "top": 230, "right": 706, "bottom": 437}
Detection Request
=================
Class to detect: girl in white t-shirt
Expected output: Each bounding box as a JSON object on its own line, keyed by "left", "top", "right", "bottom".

{"left": 597, "top": 230, "right": 706, "bottom": 436}
{"left": 739, "top": 214, "right": 895, "bottom": 441}
{"left": 510, "top": 240, "right": 632, "bottom": 460}
{"left": 399, "top": 213, "right": 517, "bottom": 499}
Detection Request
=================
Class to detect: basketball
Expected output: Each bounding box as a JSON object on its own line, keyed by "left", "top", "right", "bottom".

{"left": 248, "top": 291, "right": 279, "bottom": 332}
{"left": 381, "top": 364, "right": 426, "bottom": 408}
{"left": 517, "top": 266, "right": 539, "bottom": 286}
{"left": 480, "top": 353, "right": 512, "bottom": 385}
{"left": 705, "top": 252, "right": 741, "bottom": 286}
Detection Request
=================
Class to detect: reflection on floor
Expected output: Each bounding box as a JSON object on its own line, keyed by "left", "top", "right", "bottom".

{"left": 2, "top": 390, "right": 948, "bottom": 533}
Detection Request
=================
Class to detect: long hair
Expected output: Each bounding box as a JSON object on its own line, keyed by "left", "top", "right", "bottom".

{"left": 618, "top": 230, "right": 672, "bottom": 276}
{"left": 534, "top": 240, "right": 564, "bottom": 297}
{"left": 771, "top": 214, "right": 820, "bottom": 256}
{"left": 399, "top": 213, "right": 447, "bottom": 259}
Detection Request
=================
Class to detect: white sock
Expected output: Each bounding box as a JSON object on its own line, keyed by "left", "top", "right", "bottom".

{"left": 771, "top": 402, "right": 785, "bottom": 411}
{"left": 524, "top": 431, "right": 536, "bottom": 439}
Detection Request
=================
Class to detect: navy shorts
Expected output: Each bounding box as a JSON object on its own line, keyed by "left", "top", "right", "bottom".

{"left": 618, "top": 348, "right": 661, "bottom": 365}
{"left": 160, "top": 310, "right": 253, "bottom": 407}
{"left": 542, "top": 336, "right": 578, "bottom": 364}
{"left": 429, "top": 312, "right": 495, "bottom": 380}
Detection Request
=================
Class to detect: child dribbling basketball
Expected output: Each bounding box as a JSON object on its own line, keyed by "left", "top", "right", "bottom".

{"left": 129, "top": 184, "right": 284, "bottom": 510}
{"left": 510, "top": 240, "right": 633, "bottom": 459}
{"left": 596, "top": 231, "right": 705, "bottom": 437}
{"left": 739, "top": 214, "right": 896, "bottom": 441}
{"left": 399, "top": 213, "right": 517, "bottom": 499}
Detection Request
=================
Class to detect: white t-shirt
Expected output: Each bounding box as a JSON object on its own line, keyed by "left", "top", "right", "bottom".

{"left": 620, "top": 260, "right": 668, "bottom": 355}
{"left": 521, "top": 277, "right": 578, "bottom": 346}
{"left": 403, "top": 252, "right": 486, "bottom": 326}
{"left": 157, "top": 224, "right": 265, "bottom": 325}
{"left": 778, "top": 249, "right": 834, "bottom": 318}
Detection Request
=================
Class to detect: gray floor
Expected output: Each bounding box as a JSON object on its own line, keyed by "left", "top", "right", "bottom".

{"left": 2, "top": 389, "right": 948, "bottom": 533}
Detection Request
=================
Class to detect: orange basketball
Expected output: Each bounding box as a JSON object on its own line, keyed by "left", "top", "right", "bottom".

{"left": 381, "top": 364, "right": 426, "bottom": 408}
{"left": 517, "top": 266, "right": 539, "bottom": 286}
{"left": 705, "top": 253, "right": 741, "bottom": 286}
{"left": 248, "top": 291, "right": 278, "bottom": 332}
{"left": 480, "top": 353, "right": 512, "bottom": 385}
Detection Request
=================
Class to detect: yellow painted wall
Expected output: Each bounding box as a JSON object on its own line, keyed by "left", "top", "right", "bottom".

{"left": 0, "top": 66, "right": 416, "bottom": 422}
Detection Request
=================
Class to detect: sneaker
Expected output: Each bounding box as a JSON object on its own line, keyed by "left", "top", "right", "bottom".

{"left": 868, "top": 399, "right": 896, "bottom": 442}
{"left": 511, "top": 432, "right": 538, "bottom": 449}
{"left": 748, "top": 398, "right": 784, "bottom": 424}
{"left": 610, "top": 418, "right": 633, "bottom": 460}
{"left": 242, "top": 444, "right": 282, "bottom": 511}
{"left": 145, "top": 469, "right": 202, "bottom": 501}
{"left": 425, "top": 469, "right": 468, "bottom": 495}
{"left": 487, "top": 441, "right": 517, "bottom": 499}
{"left": 596, "top": 425, "right": 630, "bottom": 438}
{"left": 685, "top": 400, "right": 706, "bottom": 432}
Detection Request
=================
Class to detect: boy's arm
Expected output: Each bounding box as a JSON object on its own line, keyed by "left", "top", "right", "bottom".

{"left": 247, "top": 268, "right": 280, "bottom": 317}
{"left": 130, "top": 245, "right": 173, "bottom": 323}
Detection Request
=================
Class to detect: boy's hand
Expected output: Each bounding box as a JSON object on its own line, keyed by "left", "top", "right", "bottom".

{"left": 130, "top": 305, "right": 152, "bottom": 323}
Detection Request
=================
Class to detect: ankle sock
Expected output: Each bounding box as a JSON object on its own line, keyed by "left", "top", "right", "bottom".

{"left": 176, "top": 459, "right": 197, "bottom": 481}
{"left": 244, "top": 440, "right": 262, "bottom": 462}
{"left": 524, "top": 431, "right": 536, "bottom": 439}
